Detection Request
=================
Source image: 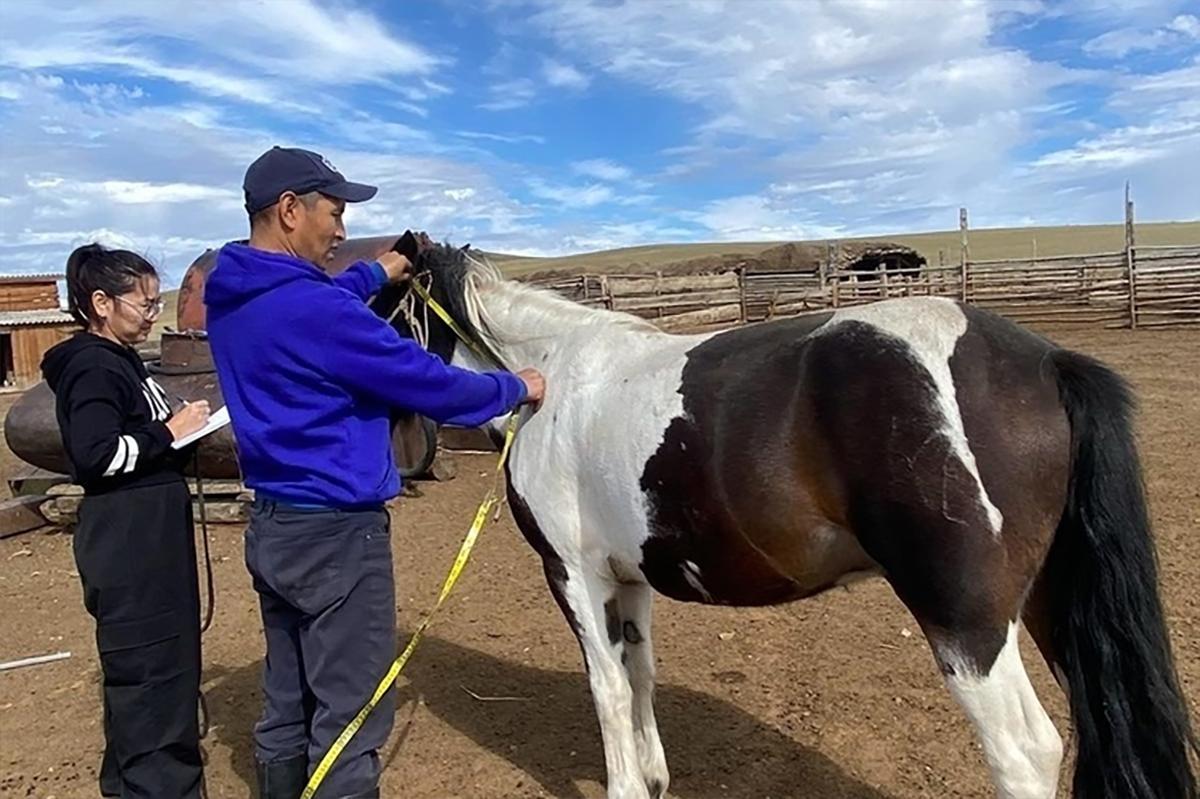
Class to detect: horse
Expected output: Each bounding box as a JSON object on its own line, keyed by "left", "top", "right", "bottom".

{"left": 372, "top": 243, "right": 1196, "bottom": 799}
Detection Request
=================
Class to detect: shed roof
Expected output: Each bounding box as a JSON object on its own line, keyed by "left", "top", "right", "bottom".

{"left": 0, "top": 273, "right": 64, "bottom": 284}
{"left": 0, "top": 309, "right": 75, "bottom": 327}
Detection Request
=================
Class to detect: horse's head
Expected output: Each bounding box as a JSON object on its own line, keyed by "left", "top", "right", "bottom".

{"left": 369, "top": 233, "right": 504, "bottom": 373}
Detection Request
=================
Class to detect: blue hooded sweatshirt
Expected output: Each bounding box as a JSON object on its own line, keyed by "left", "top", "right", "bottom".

{"left": 205, "top": 243, "right": 526, "bottom": 508}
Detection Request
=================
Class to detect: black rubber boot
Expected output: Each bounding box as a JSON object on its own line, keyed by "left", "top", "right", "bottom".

{"left": 254, "top": 755, "right": 308, "bottom": 799}
{"left": 332, "top": 791, "right": 379, "bottom": 799}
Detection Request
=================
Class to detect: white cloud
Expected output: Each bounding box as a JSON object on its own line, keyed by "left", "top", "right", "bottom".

{"left": 98, "top": 180, "right": 240, "bottom": 205}
{"left": 543, "top": 59, "right": 589, "bottom": 90}
{"left": 455, "top": 130, "right": 546, "bottom": 145}
{"left": 0, "top": 0, "right": 444, "bottom": 117}
{"left": 1172, "top": 14, "right": 1200, "bottom": 38}
{"left": 74, "top": 81, "right": 145, "bottom": 102}
{"left": 481, "top": 78, "right": 539, "bottom": 111}
{"left": 503, "top": 0, "right": 1200, "bottom": 232}
{"left": 514, "top": 0, "right": 1078, "bottom": 210}
{"left": 1083, "top": 13, "right": 1200, "bottom": 57}
{"left": 527, "top": 180, "right": 614, "bottom": 208}
{"left": 0, "top": 82, "right": 553, "bottom": 277}
{"left": 571, "top": 159, "right": 632, "bottom": 182}
{"left": 687, "top": 195, "right": 843, "bottom": 242}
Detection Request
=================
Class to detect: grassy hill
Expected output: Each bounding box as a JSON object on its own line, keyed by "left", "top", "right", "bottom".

{"left": 492, "top": 220, "right": 1200, "bottom": 277}
{"left": 150, "top": 289, "right": 180, "bottom": 339}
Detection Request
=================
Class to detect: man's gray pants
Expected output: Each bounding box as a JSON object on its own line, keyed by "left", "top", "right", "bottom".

{"left": 245, "top": 500, "right": 396, "bottom": 797}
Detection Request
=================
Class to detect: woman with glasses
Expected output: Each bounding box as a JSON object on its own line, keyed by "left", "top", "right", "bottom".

{"left": 41, "top": 243, "right": 211, "bottom": 798}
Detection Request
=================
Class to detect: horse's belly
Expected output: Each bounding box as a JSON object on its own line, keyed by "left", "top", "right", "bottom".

{"left": 638, "top": 514, "right": 876, "bottom": 607}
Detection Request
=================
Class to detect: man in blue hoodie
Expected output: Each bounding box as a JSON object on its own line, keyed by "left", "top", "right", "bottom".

{"left": 206, "top": 147, "right": 544, "bottom": 799}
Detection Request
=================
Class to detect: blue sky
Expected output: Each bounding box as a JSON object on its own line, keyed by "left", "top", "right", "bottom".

{"left": 1, "top": 0, "right": 1198, "bottom": 286}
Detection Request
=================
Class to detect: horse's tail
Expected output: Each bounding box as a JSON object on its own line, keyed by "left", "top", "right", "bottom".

{"left": 1044, "top": 349, "right": 1197, "bottom": 798}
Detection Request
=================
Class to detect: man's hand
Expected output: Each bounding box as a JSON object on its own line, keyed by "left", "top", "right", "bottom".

{"left": 516, "top": 368, "right": 546, "bottom": 405}
{"left": 377, "top": 251, "right": 413, "bottom": 284}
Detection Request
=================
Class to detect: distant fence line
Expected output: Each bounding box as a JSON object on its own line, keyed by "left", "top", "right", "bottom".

{"left": 529, "top": 198, "right": 1199, "bottom": 331}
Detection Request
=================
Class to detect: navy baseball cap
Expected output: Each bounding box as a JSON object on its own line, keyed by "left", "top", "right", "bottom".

{"left": 243, "top": 146, "right": 377, "bottom": 214}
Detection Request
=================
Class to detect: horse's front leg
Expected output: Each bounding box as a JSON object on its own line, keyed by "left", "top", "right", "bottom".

{"left": 539, "top": 553, "right": 652, "bottom": 799}
{"left": 615, "top": 581, "right": 668, "bottom": 799}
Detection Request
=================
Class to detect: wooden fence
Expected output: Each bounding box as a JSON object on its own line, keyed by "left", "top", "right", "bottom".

{"left": 530, "top": 198, "right": 1199, "bottom": 332}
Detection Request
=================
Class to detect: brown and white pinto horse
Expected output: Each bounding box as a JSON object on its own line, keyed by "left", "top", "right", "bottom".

{"left": 374, "top": 244, "right": 1196, "bottom": 799}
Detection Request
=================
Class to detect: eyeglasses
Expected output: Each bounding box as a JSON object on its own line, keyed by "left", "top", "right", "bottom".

{"left": 111, "top": 295, "right": 166, "bottom": 320}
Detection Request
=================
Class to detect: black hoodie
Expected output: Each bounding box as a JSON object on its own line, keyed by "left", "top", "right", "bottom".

{"left": 41, "top": 333, "right": 188, "bottom": 493}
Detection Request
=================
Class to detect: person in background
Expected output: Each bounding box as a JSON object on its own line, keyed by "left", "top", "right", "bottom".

{"left": 41, "top": 243, "right": 212, "bottom": 798}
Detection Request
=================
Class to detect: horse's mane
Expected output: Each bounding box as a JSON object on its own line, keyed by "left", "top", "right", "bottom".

{"left": 415, "top": 243, "right": 657, "bottom": 352}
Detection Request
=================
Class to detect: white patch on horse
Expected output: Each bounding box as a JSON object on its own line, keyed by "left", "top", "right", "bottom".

{"left": 940, "top": 623, "right": 1063, "bottom": 799}
{"left": 816, "top": 297, "right": 1004, "bottom": 536}
{"left": 680, "top": 560, "right": 712, "bottom": 602}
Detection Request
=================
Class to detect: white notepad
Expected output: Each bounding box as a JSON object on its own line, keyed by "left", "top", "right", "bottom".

{"left": 171, "top": 406, "right": 231, "bottom": 449}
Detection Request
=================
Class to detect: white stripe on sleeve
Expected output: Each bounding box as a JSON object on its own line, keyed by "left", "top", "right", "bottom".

{"left": 123, "top": 435, "right": 140, "bottom": 474}
{"left": 103, "top": 436, "right": 128, "bottom": 477}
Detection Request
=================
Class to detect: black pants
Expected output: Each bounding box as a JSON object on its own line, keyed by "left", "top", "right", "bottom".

{"left": 74, "top": 480, "right": 203, "bottom": 799}
{"left": 245, "top": 500, "right": 396, "bottom": 796}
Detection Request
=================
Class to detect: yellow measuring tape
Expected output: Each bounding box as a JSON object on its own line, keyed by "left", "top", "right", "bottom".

{"left": 392, "top": 279, "right": 505, "bottom": 369}
{"left": 301, "top": 283, "right": 519, "bottom": 798}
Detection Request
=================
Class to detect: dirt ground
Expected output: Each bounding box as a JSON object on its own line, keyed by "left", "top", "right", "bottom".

{"left": 1, "top": 327, "right": 1197, "bottom": 799}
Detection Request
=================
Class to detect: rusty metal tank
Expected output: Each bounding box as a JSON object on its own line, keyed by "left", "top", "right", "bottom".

{"left": 4, "top": 234, "right": 438, "bottom": 480}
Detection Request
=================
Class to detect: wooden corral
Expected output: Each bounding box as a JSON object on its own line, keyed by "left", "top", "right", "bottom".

{"left": 529, "top": 201, "right": 1199, "bottom": 332}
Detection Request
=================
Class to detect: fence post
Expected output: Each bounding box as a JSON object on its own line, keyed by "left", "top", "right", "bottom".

{"left": 959, "top": 207, "right": 969, "bottom": 302}
{"left": 1125, "top": 182, "right": 1138, "bottom": 329}
{"left": 736, "top": 266, "right": 748, "bottom": 324}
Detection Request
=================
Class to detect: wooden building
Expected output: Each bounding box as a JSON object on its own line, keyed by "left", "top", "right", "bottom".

{"left": 0, "top": 274, "right": 75, "bottom": 387}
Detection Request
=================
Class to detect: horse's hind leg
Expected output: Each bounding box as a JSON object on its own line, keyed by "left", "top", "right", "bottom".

{"left": 932, "top": 619, "right": 1063, "bottom": 799}
{"left": 875, "top": 525, "right": 1063, "bottom": 798}
{"left": 614, "top": 581, "right": 668, "bottom": 798}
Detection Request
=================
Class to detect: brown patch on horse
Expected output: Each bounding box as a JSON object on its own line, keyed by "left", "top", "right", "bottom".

{"left": 949, "top": 308, "right": 1072, "bottom": 671}
{"left": 949, "top": 307, "right": 1072, "bottom": 612}
{"left": 638, "top": 312, "right": 878, "bottom": 606}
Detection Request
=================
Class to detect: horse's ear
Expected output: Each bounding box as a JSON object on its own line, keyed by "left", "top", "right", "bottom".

{"left": 460, "top": 243, "right": 472, "bottom": 253}
{"left": 394, "top": 230, "right": 419, "bottom": 259}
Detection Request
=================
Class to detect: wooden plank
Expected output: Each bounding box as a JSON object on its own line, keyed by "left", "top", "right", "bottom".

{"left": 0, "top": 285, "right": 60, "bottom": 311}
{"left": 608, "top": 273, "right": 739, "bottom": 295}
{"left": 39, "top": 495, "right": 249, "bottom": 527}
{"left": 969, "top": 251, "right": 1125, "bottom": 266}
{"left": 1126, "top": 186, "right": 1137, "bottom": 328}
{"left": 654, "top": 304, "right": 742, "bottom": 331}
{"left": 0, "top": 495, "right": 49, "bottom": 538}
{"left": 1133, "top": 245, "right": 1200, "bottom": 255}
{"left": 611, "top": 289, "right": 743, "bottom": 312}
{"left": 186, "top": 479, "right": 245, "bottom": 496}
{"left": 11, "top": 325, "right": 72, "bottom": 385}
{"left": 1134, "top": 263, "right": 1200, "bottom": 275}
{"left": 6, "top": 465, "right": 69, "bottom": 497}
